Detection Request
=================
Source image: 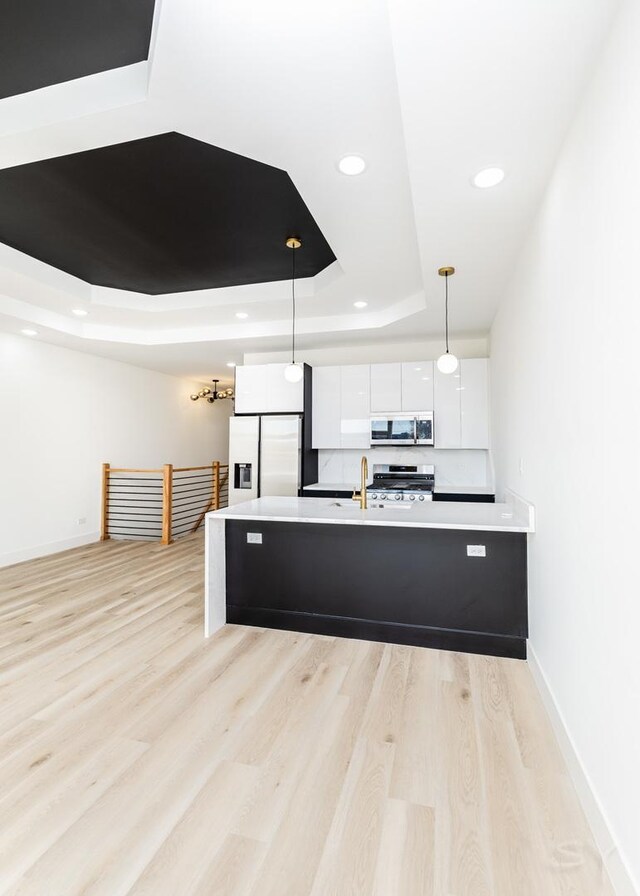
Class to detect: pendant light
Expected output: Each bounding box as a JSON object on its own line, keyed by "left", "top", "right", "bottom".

{"left": 284, "top": 236, "right": 304, "bottom": 383}
{"left": 436, "top": 266, "right": 459, "bottom": 374}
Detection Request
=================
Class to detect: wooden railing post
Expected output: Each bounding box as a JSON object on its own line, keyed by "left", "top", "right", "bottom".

{"left": 161, "top": 464, "right": 173, "bottom": 545}
{"left": 213, "top": 460, "right": 220, "bottom": 511}
{"left": 100, "top": 463, "right": 110, "bottom": 541}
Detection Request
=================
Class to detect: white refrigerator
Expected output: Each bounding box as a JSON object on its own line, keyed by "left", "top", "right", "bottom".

{"left": 228, "top": 415, "right": 303, "bottom": 505}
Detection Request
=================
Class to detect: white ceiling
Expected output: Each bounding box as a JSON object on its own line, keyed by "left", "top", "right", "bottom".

{"left": 0, "top": 0, "right": 620, "bottom": 380}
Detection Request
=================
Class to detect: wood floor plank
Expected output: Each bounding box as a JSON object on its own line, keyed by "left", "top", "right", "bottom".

{"left": 0, "top": 534, "right": 616, "bottom": 896}
{"left": 373, "top": 798, "right": 435, "bottom": 896}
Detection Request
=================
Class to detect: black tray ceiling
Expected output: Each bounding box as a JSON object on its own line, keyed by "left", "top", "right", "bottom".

{"left": 0, "top": 0, "right": 156, "bottom": 100}
{"left": 0, "top": 132, "right": 336, "bottom": 295}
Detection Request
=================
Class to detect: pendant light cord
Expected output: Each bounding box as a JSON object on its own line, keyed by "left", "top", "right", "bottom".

{"left": 291, "top": 243, "right": 296, "bottom": 364}
{"left": 445, "top": 272, "right": 450, "bottom": 354}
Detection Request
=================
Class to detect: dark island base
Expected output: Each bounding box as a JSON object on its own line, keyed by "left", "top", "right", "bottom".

{"left": 227, "top": 604, "right": 526, "bottom": 658}
{"left": 225, "top": 519, "right": 528, "bottom": 661}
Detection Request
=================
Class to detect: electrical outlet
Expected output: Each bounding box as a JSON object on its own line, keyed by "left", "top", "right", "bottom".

{"left": 519, "top": 457, "right": 524, "bottom": 475}
{"left": 467, "top": 545, "right": 486, "bottom": 557}
{"left": 247, "top": 532, "right": 262, "bottom": 545}
{"left": 77, "top": 517, "right": 86, "bottom": 526}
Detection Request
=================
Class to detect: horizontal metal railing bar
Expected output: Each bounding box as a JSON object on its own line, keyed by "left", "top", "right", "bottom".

{"left": 172, "top": 494, "right": 211, "bottom": 505}
{"left": 172, "top": 504, "right": 208, "bottom": 520}
{"left": 172, "top": 465, "right": 217, "bottom": 473}
{"left": 108, "top": 480, "right": 163, "bottom": 486}
{"left": 171, "top": 484, "right": 213, "bottom": 494}
{"left": 108, "top": 497, "right": 164, "bottom": 503}
{"left": 171, "top": 507, "right": 210, "bottom": 518}
{"left": 109, "top": 524, "right": 162, "bottom": 530}
{"left": 172, "top": 478, "right": 214, "bottom": 488}
{"left": 171, "top": 509, "right": 209, "bottom": 521}
{"left": 109, "top": 486, "right": 163, "bottom": 493}
{"left": 109, "top": 512, "right": 163, "bottom": 518}
{"left": 172, "top": 495, "right": 212, "bottom": 505}
{"left": 109, "top": 495, "right": 162, "bottom": 507}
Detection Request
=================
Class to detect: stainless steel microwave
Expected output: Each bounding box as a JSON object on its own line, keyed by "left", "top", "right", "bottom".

{"left": 370, "top": 412, "right": 434, "bottom": 446}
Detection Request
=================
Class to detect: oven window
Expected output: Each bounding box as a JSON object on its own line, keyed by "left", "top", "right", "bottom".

{"left": 371, "top": 417, "right": 416, "bottom": 442}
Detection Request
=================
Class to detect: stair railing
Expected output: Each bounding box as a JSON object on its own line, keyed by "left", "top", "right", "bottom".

{"left": 100, "top": 461, "right": 229, "bottom": 544}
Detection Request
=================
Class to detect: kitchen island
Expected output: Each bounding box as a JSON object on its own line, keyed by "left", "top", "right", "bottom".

{"left": 205, "top": 494, "right": 534, "bottom": 658}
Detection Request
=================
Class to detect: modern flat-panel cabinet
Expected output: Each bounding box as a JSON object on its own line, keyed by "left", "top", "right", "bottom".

{"left": 460, "top": 358, "right": 490, "bottom": 448}
{"left": 234, "top": 364, "right": 304, "bottom": 414}
{"left": 370, "top": 363, "right": 402, "bottom": 413}
{"left": 312, "top": 366, "right": 341, "bottom": 448}
{"left": 265, "top": 363, "right": 305, "bottom": 413}
{"left": 312, "top": 365, "right": 370, "bottom": 449}
{"left": 401, "top": 361, "right": 434, "bottom": 412}
{"left": 340, "top": 364, "right": 370, "bottom": 449}
{"left": 434, "top": 365, "right": 462, "bottom": 448}
{"left": 234, "top": 364, "right": 268, "bottom": 415}
{"left": 434, "top": 358, "right": 490, "bottom": 449}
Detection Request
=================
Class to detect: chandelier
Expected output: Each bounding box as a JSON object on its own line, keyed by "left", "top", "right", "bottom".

{"left": 190, "top": 379, "right": 234, "bottom": 403}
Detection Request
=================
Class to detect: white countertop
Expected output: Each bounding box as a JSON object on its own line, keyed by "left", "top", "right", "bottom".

{"left": 209, "top": 495, "right": 533, "bottom": 533}
{"left": 302, "top": 482, "right": 495, "bottom": 496}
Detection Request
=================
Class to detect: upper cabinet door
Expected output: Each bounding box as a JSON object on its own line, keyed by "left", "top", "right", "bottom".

{"left": 266, "top": 363, "right": 305, "bottom": 413}
{"left": 340, "top": 364, "right": 371, "bottom": 449}
{"left": 460, "top": 359, "right": 490, "bottom": 448}
{"left": 370, "top": 363, "right": 402, "bottom": 413}
{"left": 312, "top": 366, "right": 341, "bottom": 449}
{"left": 434, "top": 365, "right": 461, "bottom": 448}
{"left": 234, "top": 364, "right": 269, "bottom": 414}
{"left": 234, "top": 364, "right": 305, "bottom": 414}
{"left": 401, "top": 361, "right": 434, "bottom": 412}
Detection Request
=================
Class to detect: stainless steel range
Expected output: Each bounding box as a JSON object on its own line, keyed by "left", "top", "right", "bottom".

{"left": 367, "top": 464, "right": 435, "bottom": 502}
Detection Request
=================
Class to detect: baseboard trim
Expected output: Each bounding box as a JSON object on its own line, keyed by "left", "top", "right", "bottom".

{"left": 0, "top": 532, "right": 100, "bottom": 569}
{"left": 528, "top": 644, "right": 638, "bottom": 896}
{"left": 227, "top": 605, "right": 527, "bottom": 659}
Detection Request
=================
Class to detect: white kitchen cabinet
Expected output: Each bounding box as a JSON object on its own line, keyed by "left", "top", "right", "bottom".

{"left": 434, "top": 365, "right": 462, "bottom": 448}
{"left": 460, "top": 358, "right": 490, "bottom": 448}
{"left": 370, "top": 363, "right": 402, "bottom": 412}
{"left": 234, "top": 364, "right": 268, "bottom": 414}
{"left": 312, "top": 366, "right": 341, "bottom": 448}
{"left": 265, "top": 363, "right": 305, "bottom": 413}
{"left": 233, "top": 364, "right": 304, "bottom": 414}
{"left": 312, "top": 365, "right": 370, "bottom": 449}
{"left": 340, "top": 364, "right": 370, "bottom": 449}
{"left": 401, "top": 361, "right": 434, "bottom": 412}
{"left": 434, "top": 358, "right": 490, "bottom": 448}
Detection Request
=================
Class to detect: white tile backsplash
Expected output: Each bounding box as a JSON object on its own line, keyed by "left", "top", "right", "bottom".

{"left": 318, "top": 448, "right": 491, "bottom": 489}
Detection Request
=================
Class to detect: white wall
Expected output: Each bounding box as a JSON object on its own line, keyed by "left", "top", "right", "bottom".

{"left": 0, "top": 333, "right": 232, "bottom": 566}
{"left": 490, "top": 2, "right": 639, "bottom": 891}
{"left": 244, "top": 335, "right": 488, "bottom": 367}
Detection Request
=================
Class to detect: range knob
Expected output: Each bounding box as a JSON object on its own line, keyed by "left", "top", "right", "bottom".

{"left": 409, "top": 494, "right": 416, "bottom": 501}
{"left": 394, "top": 494, "right": 402, "bottom": 501}
{"left": 381, "top": 494, "right": 387, "bottom": 500}
{"left": 418, "top": 495, "right": 425, "bottom": 501}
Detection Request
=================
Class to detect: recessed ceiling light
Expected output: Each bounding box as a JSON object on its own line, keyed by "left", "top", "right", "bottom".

{"left": 21, "top": 328, "right": 37, "bottom": 337}
{"left": 235, "top": 312, "right": 249, "bottom": 320}
{"left": 472, "top": 167, "right": 505, "bottom": 189}
{"left": 353, "top": 301, "right": 368, "bottom": 309}
{"left": 71, "top": 308, "right": 88, "bottom": 317}
{"left": 226, "top": 362, "right": 236, "bottom": 368}
{"left": 338, "top": 155, "right": 366, "bottom": 176}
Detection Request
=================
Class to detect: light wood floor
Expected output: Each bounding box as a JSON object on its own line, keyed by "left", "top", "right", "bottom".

{"left": 0, "top": 535, "right": 614, "bottom": 896}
